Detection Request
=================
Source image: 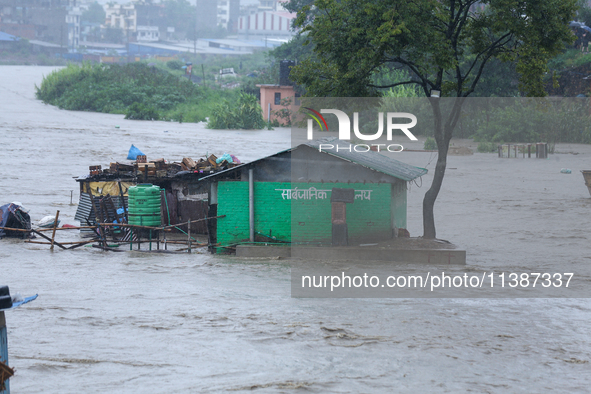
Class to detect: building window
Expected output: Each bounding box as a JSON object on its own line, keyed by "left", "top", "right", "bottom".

{"left": 294, "top": 92, "right": 301, "bottom": 106}
{"left": 274, "top": 92, "right": 281, "bottom": 105}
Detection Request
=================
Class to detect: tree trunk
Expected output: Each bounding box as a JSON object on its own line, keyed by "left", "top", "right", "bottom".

{"left": 422, "top": 99, "right": 452, "bottom": 239}
{"left": 422, "top": 136, "right": 450, "bottom": 239}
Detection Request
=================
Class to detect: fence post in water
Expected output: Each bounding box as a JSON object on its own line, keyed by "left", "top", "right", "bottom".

{"left": 188, "top": 220, "right": 192, "bottom": 253}
{"left": 0, "top": 311, "right": 9, "bottom": 394}
{"left": 50, "top": 210, "right": 60, "bottom": 251}
{"left": 498, "top": 145, "right": 501, "bottom": 158}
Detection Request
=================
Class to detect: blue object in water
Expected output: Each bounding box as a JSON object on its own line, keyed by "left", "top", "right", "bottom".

{"left": 560, "top": 168, "right": 572, "bottom": 174}
{"left": 127, "top": 145, "right": 145, "bottom": 160}
{"left": 215, "top": 153, "right": 233, "bottom": 164}
{"left": 0, "top": 294, "right": 36, "bottom": 393}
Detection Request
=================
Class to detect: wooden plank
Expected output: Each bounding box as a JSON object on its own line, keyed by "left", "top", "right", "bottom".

{"left": 30, "top": 229, "right": 66, "bottom": 250}
{"left": 0, "top": 227, "right": 31, "bottom": 232}
{"left": 50, "top": 210, "right": 60, "bottom": 251}
{"left": 27, "top": 240, "right": 98, "bottom": 245}
{"left": 182, "top": 157, "right": 197, "bottom": 169}
{"left": 161, "top": 215, "right": 226, "bottom": 229}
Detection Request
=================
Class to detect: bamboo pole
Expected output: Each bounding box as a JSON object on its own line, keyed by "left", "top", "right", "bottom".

{"left": 36, "top": 226, "right": 96, "bottom": 232}
{"left": 27, "top": 240, "right": 98, "bottom": 245}
{"left": 0, "top": 227, "right": 31, "bottom": 232}
{"left": 161, "top": 215, "right": 226, "bottom": 229}
{"left": 36, "top": 224, "right": 171, "bottom": 232}
{"left": 50, "top": 210, "right": 60, "bottom": 251}
{"left": 30, "top": 229, "right": 66, "bottom": 250}
{"left": 188, "top": 220, "right": 191, "bottom": 254}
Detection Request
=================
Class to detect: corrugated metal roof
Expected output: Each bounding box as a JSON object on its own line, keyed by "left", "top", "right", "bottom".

{"left": 305, "top": 138, "right": 427, "bottom": 182}
{"left": 75, "top": 193, "right": 94, "bottom": 224}
{"left": 74, "top": 193, "right": 127, "bottom": 225}
{"left": 198, "top": 139, "right": 427, "bottom": 182}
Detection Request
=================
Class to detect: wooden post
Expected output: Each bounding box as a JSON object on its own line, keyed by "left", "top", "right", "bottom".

{"left": 0, "top": 311, "right": 9, "bottom": 394}
{"left": 188, "top": 220, "right": 191, "bottom": 254}
{"left": 117, "top": 181, "right": 128, "bottom": 222}
{"left": 50, "top": 210, "right": 60, "bottom": 251}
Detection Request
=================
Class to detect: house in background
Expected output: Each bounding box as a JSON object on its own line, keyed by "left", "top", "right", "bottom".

{"left": 257, "top": 59, "right": 298, "bottom": 124}
{"left": 0, "top": 0, "right": 80, "bottom": 50}
{"left": 257, "top": 83, "right": 298, "bottom": 123}
{"left": 237, "top": 0, "right": 296, "bottom": 39}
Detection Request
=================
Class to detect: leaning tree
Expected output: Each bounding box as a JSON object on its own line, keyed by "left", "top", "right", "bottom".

{"left": 290, "top": 0, "right": 577, "bottom": 238}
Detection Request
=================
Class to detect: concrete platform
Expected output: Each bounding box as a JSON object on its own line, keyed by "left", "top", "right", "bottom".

{"left": 235, "top": 245, "right": 466, "bottom": 265}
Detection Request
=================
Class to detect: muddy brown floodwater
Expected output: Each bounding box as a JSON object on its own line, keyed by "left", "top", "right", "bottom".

{"left": 1, "top": 66, "right": 591, "bottom": 393}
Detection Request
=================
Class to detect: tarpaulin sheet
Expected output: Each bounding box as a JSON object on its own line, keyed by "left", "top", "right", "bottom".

{"left": 0, "top": 294, "right": 37, "bottom": 311}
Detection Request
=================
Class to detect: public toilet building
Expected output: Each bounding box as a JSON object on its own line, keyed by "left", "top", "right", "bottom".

{"left": 199, "top": 141, "right": 427, "bottom": 251}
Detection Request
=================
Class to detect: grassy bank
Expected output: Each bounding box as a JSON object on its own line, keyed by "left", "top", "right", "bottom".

{"left": 35, "top": 62, "right": 265, "bottom": 126}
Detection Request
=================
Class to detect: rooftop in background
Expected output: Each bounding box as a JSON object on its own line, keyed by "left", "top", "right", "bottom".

{"left": 128, "top": 41, "right": 253, "bottom": 56}
{"left": 29, "top": 40, "right": 63, "bottom": 48}
{"left": 0, "top": 31, "right": 19, "bottom": 42}
{"left": 79, "top": 42, "right": 126, "bottom": 50}
{"left": 199, "top": 38, "right": 286, "bottom": 49}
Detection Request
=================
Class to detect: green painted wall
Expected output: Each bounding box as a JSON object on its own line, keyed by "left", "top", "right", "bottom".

{"left": 216, "top": 181, "right": 406, "bottom": 247}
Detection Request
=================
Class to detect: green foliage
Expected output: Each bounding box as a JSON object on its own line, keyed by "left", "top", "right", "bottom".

{"left": 477, "top": 142, "right": 498, "bottom": 153}
{"left": 166, "top": 59, "right": 184, "bottom": 70}
{"left": 291, "top": 0, "right": 577, "bottom": 98}
{"left": 125, "top": 102, "right": 160, "bottom": 120}
{"left": 424, "top": 137, "right": 437, "bottom": 151}
{"left": 208, "top": 92, "right": 266, "bottom": 129}
{"left": 374, "top": 68, "right": 420, "bottom": 97}
{"left": 271, "top": 97, "right": 293, "bottom": 126}
{"left": 470, "top": 99, "right": 591, "bottom": 144}
{"left": 36, "top": 63, "right": 195, "bottom": 110}
{"left": 35, "top": 62, "right": 213, "bottom": 122}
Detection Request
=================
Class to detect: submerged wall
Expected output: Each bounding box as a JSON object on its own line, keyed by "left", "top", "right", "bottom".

{"left": 216, "top": 181, "right": 403, "bottom": 247}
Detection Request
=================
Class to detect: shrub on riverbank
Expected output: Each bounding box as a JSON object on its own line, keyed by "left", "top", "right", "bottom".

{"left": 35, "top": 62, "right": 263, "bottom": 127}
{"left": 207, "top": 92, "right": 267, "bottom": 129}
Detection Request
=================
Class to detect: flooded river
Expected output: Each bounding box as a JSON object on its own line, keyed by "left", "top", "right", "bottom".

{"left": 1, "top": 66, "right": 591, "bottom": 392}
